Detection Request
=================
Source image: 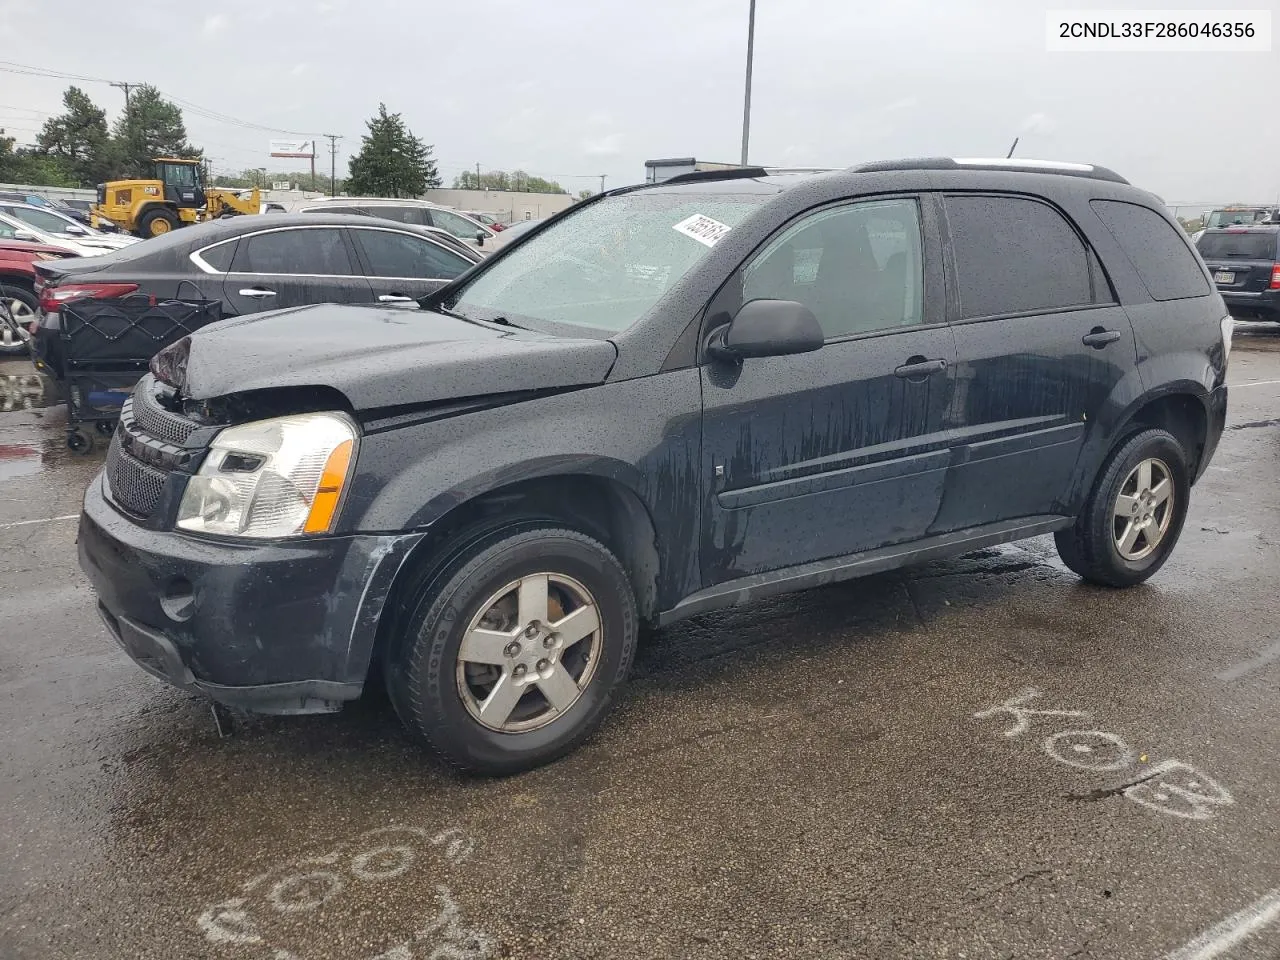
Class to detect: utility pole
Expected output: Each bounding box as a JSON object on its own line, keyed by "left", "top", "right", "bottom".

{"left": 323, "top": 133, "right": 342, "bottom": 197}
{"left": 1006, "top": 137, "right": 1019, "bottom": 159}
{"left": 599, "top": 174, "right": 606, "bottom": 195}
{"left": 310, "top": 140, "right": 317, "bottom": 192}
{"left": 740, "top": 0, "right": 756, "bottom": 166}
{"left": 475, "top": 162, "right": 481, "bottom": 190}
{"left": 110, "top": 81, "right": 135, "bottom": 174}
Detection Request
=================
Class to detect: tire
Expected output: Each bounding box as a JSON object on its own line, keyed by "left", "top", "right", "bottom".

{"left": 385, "top": 524, "right": 638, "bottom": 776}
{"left": 0, "top": 284, "right": 37, "bottom": 355}
{"left": 1055, "top": 428, "right": 1190, "bottom": 587}
{"left": 138, "top": 207, "right": 179, "bottom": 238}
{"left": 67, "top": 430, "right": 94, "bottom": 454}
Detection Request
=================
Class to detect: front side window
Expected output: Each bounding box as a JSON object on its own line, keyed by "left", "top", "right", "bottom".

{"left": 5, "top": 206, "right": 72, "bottom": 234}
{"left": 230, "top": 228, "right": 353, "bottom": 276}
{"left": 430, "top": 209, "right": 488, "bottom": 239}
{"left": 451, "top": 190, "right": 769, "bottom": 332}
{"left": 353, "top": 229, "right": 472, "bottom": 279}
{"left": 946, "top": 195, "right": 1094, "bottom": 319}
{"left": 743, "top": 197, "right": 924, "bottom": 339}
{"left": 360, "top": 205, "right": 432, "bottom": 227}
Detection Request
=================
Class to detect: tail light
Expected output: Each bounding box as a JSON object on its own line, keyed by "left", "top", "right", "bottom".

{"left": 1271, "top": 264, "right": 1280, "bottom": 290}
{"left": 37, "top": 281, "right": 138, "bottom": 314}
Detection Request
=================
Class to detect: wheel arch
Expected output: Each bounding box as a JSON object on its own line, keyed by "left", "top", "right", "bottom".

{"left": 366, "top": 470, "right": 663, "bottom": 683}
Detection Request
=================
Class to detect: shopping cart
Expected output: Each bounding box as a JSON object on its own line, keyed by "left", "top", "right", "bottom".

{"left": 56, "top": 295, "right": 222, "bottom": 453}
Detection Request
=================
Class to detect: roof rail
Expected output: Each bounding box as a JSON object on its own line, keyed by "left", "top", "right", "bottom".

{"left": 850, "top": 157, "right": 1130, "bottom": 185}
{"left": 661, "top": 167, "right": 771, "bottom": 185}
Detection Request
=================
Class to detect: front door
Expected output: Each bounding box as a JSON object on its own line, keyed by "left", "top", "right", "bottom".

{"left": 933, "top": 192, "right": 1138, "bottom": 531}
{"left": 221, "top": 226, "right": 372, "bottom": 315}
{"left": 700, "top": 195, "right": 956, "bottom": 585}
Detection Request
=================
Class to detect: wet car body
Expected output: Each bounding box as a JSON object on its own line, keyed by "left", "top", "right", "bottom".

{"left": 78, "top": 160, "right": 1229, "bottom": 751}
{"left": 1197, "top": 225, "right": 1280, "bottom": 322}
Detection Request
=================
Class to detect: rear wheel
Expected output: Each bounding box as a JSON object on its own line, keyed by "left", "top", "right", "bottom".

{"left": 0, "top": 284, "right": 36, "bottom": 354}
{"left": 1055, "top": 428, "right": 1190, "bottom": 587}
{"left": 385, "top": 525, "right": 638, "bottom": 775}
{"left": 138, "top": 207, "right": 179, "bottom": 238}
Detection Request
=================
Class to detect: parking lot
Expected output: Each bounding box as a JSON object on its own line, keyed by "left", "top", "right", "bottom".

{"left": 1, "top": 327, "right": 1278, "bottom": 959}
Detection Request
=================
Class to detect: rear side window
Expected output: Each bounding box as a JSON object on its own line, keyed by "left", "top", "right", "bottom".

{"left": 945, "top": 195, "right": 1094, "bottom": 319}
{"left": 1196, "top": 231, "right": 1278, "bottom": 261}
{"left": 231, "top": 228, "right": 354, "bottom": 275}
{"left": 361, "top": 205, "right": 432, "bottom": 227}
{"left": 199, "top": 240, "right": 237, "bottom": 272}
{"left": 352, "top": 228, "right": 472, "bottom": 279}
{"left": 1091, "top": 200, "right": 1209, "bottom": 301}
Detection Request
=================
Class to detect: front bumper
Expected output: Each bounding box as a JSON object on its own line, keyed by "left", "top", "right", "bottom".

{"left": 78, "top": 474, "right": 425, "bottom": 714}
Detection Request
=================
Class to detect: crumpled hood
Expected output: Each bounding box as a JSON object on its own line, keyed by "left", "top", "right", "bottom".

{"left": 178, "top": 303, "right": 617, "bottom": 411}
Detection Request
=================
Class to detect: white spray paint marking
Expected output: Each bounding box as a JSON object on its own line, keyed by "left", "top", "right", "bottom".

{"left": 971, "top": 687, "right": 1089, "bottom": 737}
{"left": 0, "top": 514, "right": 78, "bottom": 530}
{"left": 197, "top": 899, "right": 263, "bottom": 944}
{"left": 1125, "top": 760, "right": 1235, "bottom": 821}
{"left": 1231, "top": 379, "right": 1280, "bottom": 390}
{"left": 1217, "top": 639, "right": 1280, "bottom": 681}
{"left": 1165, "top": 887, "right": 1280, "bottom": 960}
{"left": 974, "top": 689, "right": 1234, "bottom": 821}
{"left": 196, "top": 824, "right": 494, "bottom": 959}
{"left": 1043, "top": 730, "right": 1135, "bottom": 772}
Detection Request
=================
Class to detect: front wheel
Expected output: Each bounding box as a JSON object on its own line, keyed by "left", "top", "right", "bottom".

{"left": 138, "top": 207, "right": 179, "bottom": 238}
{"left": 385, "top": 525, "right": 638, "bottom": 775}
{"left": 1055, "top": 428, "right": 1190, "bottom": 587}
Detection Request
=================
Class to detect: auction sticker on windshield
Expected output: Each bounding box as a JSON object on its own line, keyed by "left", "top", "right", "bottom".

{"left": 673, "top": 213, "right": 732, "bottom": 247}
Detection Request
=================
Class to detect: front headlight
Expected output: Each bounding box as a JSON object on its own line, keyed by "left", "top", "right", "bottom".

{"left": 176, "top": 412, "right": 357, "bottom": 538}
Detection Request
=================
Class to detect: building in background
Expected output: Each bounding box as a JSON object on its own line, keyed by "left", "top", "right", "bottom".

{"left": 422, "top": 189, "right": 574, "bottom": 224}
{"left": 644, "top": 158, "right": 741, "bottom": 183}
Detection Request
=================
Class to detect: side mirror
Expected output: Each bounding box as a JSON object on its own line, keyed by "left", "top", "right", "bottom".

{"left": 64, "top": 224, "right": 89, "bottom": 236}
{"left": 12, "top": 230, "right": 39, "bottom": 243}
{"left": 707, "top": 299, "right": 824, "bottom": 361}
{"left": 475, "top": 232, "right": 486, "bottom": 246}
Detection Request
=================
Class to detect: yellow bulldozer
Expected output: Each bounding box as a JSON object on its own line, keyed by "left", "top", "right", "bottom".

{"left": 91, "top": 158, "right": 262, "bottom": 238}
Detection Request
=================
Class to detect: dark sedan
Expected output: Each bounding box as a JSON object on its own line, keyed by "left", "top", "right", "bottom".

{"left": 32, "top": 213, "right": 481, "bottom": 323}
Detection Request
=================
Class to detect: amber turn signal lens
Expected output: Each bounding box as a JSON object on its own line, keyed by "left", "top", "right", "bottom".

{"left": 303, "top": 439, "right": 354, "bottom": 534}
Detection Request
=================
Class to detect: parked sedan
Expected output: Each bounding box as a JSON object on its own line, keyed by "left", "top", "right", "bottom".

{"left": 0, "top": 229, "right": 73, "bottom": 352}
{"left": 32, "top": 213, "right": 481, "bottom": 325}
{"left": 0, "top": 202, "right": 137, "bottom": 253}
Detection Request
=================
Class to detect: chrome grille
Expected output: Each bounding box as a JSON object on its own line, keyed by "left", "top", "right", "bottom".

{"left": 132, "top": 383, "right": 198, "bottom": 445}
{"left": 105, "top": 432, "right": 167, "bottom": 518}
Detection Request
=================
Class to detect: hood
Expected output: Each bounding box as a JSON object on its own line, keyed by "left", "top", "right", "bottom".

{"left": 76, "top": 235, "right": 138, "bottom": 250}
{"left": 177, "top": 304, "right": 618, "bottom": 411}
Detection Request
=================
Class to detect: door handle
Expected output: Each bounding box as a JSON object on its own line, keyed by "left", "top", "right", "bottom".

{"left": 1082, "top": 327, "right": 1122, "bottom": 348}
{"left": 894, "top": 357, "right": 948, "bottom": 379}
{"left": 377, "top": 294, "right": 416, "bottom": 303}
{"left": 237, "top": 288, "right": 276, "bottom": 299}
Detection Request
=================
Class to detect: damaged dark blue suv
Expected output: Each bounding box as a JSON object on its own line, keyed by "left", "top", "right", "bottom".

{"left": 78, "top": 158, "right": 1230, "bottom": 774}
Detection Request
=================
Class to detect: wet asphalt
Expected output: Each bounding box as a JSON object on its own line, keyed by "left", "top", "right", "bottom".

{"left": 1, "top": 330, "right": 1279, "bottom": 960}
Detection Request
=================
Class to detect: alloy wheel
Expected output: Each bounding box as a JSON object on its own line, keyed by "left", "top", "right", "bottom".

{"left": 1113, "top": 457, "right": 1175, "bottom": 561}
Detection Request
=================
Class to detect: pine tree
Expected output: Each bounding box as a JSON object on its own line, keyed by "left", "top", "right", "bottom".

{"left": 345, "top": 103, "right": 439, "bottom": 197}
{"left": 36, "top": 86, "right": 114, "bottom": 186}
{"left": 110, "top": 85, "right": 198, "bottom": 178}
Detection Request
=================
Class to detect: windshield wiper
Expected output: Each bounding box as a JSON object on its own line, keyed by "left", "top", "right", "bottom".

{"left": 487, "top": 315, "right": 526, "bottom": 329}
{"left": 432, "top": 303, "right": 470, "bottom": 321}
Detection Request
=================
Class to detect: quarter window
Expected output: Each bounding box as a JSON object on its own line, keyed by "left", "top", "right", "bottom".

{"left": 199, "top": 240, "right": 237, "bottom": 272}
{"left": 353, "top": 229, "right": 472, "bottom": 279}
{"left": 1092, "top": 200, "right": 1211, "bottom": 301}
{"left": 743, "top": 197, "right": 924, "bottom": 339}
{"left": 945, "top": 195, "right": 1094, "bottom": 319}
{"left": 230, "top": 228, "right": 353, "bottom": 275}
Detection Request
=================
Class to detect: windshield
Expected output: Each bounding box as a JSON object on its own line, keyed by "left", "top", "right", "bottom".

{"left": 450, "top": 191, "right": 767, "bottom": 332}
{"left": 1197, "top": 231, "right": 1277, "bottom": 260}
{"left": 1205, "top": 209, "right": 1268, "bottom": 229}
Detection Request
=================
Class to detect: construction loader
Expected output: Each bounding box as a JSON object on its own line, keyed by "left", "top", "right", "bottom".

{"left": 91, "top": 158, "right": 261, "bottom": 238}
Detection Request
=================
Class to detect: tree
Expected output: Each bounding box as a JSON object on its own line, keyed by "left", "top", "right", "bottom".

{"left": 345, "top": 103, "right": 439, "bottom": 198}
{"left": 36, "top": 86, "right": 113, "bottom": 186}
{"left": 0, "top": 132, "right": 76, "bottom": 187}
{"left": 450, "top": 168, "right": 565, "bottom": 194}
{"left": 577, "top": 189, "right": 595, "bottom": 201}
{"left": 111, "top": 84, "right": 198, "bottom": 178}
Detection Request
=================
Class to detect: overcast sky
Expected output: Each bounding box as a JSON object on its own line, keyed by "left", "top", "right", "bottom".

{"left": 1, "top": 0, "right": 1276, "bottom": 205}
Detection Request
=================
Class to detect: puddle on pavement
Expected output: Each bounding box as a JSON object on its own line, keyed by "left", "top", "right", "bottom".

{"left": 0, "top": 368, "right": 59, "bottom": 413}
{"left": 0, "top": 442, "right": 44, "bottom": 482}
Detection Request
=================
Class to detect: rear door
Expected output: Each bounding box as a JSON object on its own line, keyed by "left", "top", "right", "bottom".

{"left": 935, "top": 192, "right": 1137, "bottom": 531}
{"left": 349, "top": 225, "right": 477, "bottom": 302}
{"left": 220, "top": 226, "right": 372, "bottom": 315}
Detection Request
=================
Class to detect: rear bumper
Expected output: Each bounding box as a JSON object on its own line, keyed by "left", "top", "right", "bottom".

{"left": 1197, "top": 384, "right": 1228, "bottom": 483}
{"left": 78, "top": 474, "right": 425, "bottom": 714}
{"left": 1221, "top": 289, "right": 1280, "bottom": 319}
